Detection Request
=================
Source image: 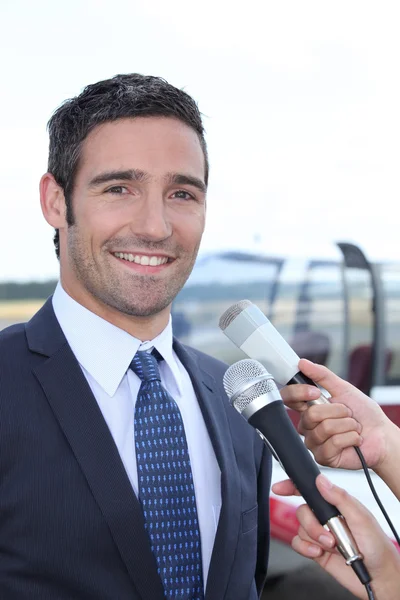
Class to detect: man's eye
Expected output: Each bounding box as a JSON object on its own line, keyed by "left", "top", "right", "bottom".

{"left": 106, "top": 185, "right": 128, "bottom": 194}
{"left": 172, "top": 190, "right": 194, "bottom": 200}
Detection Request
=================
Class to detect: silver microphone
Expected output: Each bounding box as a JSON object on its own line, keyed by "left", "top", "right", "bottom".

{"left": 219, "top": 299, "right": 330, "bottom": 406}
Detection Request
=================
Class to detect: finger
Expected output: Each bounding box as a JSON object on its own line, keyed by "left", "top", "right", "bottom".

{"left": 305, "top": 432, "right": 363, "bottom": 466}
{"left": 298, "top": 359, "right": 358, "bottom": 398}
{"left": 316, "top": 475, "right": 379, "bottom": 528}
{"left": 292, "top": 534, "right": 323, "bottom": 559}
{"left": 297, "top": 524, "right": 337, "bottom": 553}
{"left": 296, "top": 505, "right": 336, "bottom": 549}
{"left": 301, "top": 417, "right": 362, "bottom": 442}
{"left": 271, "top": 479, "right": 301, "bottom": 496}
{"left": 280, "top": 384, "right": 321, "bottom": 412}
{"left": 299, "top": 404, "right": 354, "bottom": 433}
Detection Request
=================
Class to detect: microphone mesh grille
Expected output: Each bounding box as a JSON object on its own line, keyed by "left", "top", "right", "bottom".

{"left": 219, "top": 299, "right": 252, "bottom": 331}
{"left": 223, "top": 359, "right": 278, "bottom": 413}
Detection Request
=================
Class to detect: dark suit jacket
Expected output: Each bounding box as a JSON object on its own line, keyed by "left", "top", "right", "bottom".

{"left": 0, "top": 298, "right": 272, "bottom": 599}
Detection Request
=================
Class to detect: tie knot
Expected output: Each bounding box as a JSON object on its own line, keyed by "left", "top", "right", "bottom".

{"left": 130, "top": 350, "right": 161, "bottom": 382}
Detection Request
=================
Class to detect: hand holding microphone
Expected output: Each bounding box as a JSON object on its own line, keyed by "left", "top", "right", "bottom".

{"left": 280, "top": 358, "right": 400, "bottom": 502}
{"left": 222, "top": 359, "right": 372, "bottom": 590}
{"left": 273, "top": 475, "right": 400, "bottom": 600}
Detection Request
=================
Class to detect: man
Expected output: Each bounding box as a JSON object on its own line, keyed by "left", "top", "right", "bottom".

{"left": 0, "top": 75, "right": 271, "bottom": 599}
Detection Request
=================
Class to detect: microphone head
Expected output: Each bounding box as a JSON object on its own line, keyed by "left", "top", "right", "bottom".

{"left": 219, "top": 300, "right": 252, "bottom": 331}
{"left": 223, "top": 359, "right": 278, "bottom": 414}
{"left": 219, "top": 300, "right": 300, "bottom": 385}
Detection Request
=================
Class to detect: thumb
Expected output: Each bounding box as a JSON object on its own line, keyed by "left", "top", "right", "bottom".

{"left": 316, "top": 475, "right": 370, "bottom": 526}
{"left": 272, "top": 479, "right": 301, "bottom": 496}
{"left": 298, "top": 359, "right": 355, "bottom": 398}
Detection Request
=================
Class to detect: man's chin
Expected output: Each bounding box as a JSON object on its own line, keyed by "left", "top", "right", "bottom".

{"left": 107, "top": 296, "right": 172, "bottom": 319}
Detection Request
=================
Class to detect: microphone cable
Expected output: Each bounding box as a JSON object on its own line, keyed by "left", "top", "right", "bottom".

{"left": 365, "top": 582, "right": 375, "bottom": 600}
{"left": 354, "top": 445, "right": 400, "bottom": 545}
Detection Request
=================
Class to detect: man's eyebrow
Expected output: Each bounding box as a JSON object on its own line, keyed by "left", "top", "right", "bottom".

{"left": 88, "top": 169, "right": 150, "bottom": 187}
{"left": 166, "top": 173, "right": 207, "bottom": 194}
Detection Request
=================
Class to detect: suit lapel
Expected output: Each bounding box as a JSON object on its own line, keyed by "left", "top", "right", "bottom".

{"left": 26, "top": 299, "right": 165, "bottom": 600}
{"left": 173, "top": 340, "right": 242, "bottom": 600}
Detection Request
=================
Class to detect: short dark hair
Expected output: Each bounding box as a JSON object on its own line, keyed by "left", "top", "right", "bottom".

{"left": 47, "top": 74, "right": 209, "bottom": 258}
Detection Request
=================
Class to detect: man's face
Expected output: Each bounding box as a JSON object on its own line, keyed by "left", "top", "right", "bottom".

{"left": 60, "top": 117, "right": 206, "bottom": 318}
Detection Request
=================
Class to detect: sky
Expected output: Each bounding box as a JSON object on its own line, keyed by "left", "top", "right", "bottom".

{"left": 1, "top": 0, "right": 400, "bottom": 281}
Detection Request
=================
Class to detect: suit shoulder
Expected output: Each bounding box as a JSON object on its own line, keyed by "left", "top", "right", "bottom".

{"left": 0, "top": 323, "right": 28, "bottom": 386}
{"left": 182, "top": 344, "right": 228, "bottom": 377}
{"left": 0, "top": 322, "right": 26, "bottom": 348}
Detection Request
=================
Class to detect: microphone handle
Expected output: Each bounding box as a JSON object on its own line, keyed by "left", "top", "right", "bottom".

{"left": 248, "top": 401, "right": 339, "bottom": 524}
{"left": 288, "top": 372, "right": 331, "bottom": 406}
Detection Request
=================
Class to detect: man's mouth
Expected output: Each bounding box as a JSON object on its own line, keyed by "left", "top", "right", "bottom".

{"left": 113, "top": 252, "right": 170, "bottom": 266}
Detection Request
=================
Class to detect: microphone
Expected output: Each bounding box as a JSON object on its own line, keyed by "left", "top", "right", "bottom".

{"left": 223, "top": 358, "right": 371, "bottom": 586}
{"left": 219, "top": 299, "right": 330, "bottom": 405}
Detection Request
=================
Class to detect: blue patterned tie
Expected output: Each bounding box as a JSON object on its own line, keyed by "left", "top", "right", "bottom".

{"left": 130, "top": 350, "right": 204, "bottom": 600}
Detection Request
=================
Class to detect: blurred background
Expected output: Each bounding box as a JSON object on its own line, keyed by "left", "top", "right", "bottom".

{"left": 2, "top": 0, "right": 400, "bottom": 284}
{"left": 1, "top": 1, "right": 400, "bottom": 598}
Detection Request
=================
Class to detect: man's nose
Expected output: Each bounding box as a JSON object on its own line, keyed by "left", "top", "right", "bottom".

{"left": 130, "top": 195, "right": 172, "bottom": 242}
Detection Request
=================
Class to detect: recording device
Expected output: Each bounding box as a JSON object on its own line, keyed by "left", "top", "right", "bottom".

{"left": 223, "top": 358, "right": 371, "bottom": 586}
{"left": 219, "top": 299, "right": 330, "bottom": 405}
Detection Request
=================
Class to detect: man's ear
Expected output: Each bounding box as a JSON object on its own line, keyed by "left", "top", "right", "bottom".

{"left": 40, "top": 173, "right": 67, "bottom": 229}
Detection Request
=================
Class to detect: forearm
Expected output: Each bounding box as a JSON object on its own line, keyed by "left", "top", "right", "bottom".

{"left": 373, "top": 420, "right": 400, "bottom": 501}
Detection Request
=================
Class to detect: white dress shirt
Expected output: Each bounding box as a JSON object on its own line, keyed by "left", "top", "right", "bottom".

{"left": 52, "top": 283, "right": 221, "bottom": 585}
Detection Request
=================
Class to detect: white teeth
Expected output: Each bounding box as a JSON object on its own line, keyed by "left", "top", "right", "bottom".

{"left": 114, "top": 252, "right": 169, "bottom": 266}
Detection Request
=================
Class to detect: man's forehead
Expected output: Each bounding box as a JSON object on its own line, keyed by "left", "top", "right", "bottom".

{"left": 77, "top": 117, "right": 206, "bottom": 181}
{"left": 83, "top": 116, "right": 201, "bottom": 147}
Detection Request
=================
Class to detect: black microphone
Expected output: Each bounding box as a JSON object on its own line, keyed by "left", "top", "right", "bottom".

{"left": 219, "top": 299, "right": 330, "bottom": 405}
{"left": 223, "top": 358, "right": 371, "bottom": 586}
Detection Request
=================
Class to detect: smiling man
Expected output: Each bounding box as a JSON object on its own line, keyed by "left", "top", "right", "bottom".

{"left": 0, "top": 74, "right": 271, "bottom": 600}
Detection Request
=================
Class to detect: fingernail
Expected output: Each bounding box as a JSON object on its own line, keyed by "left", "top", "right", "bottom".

{"left": 318, "top": 474, "right": 333, "bottom": 490}
{"left": 318, "top": 534, "right": 334, "bottom": 548}
{"left": 308, "top": 545, "right": 322, "bottom": 557}
{"left": 308, "top": 388, "right": 320, "bottom": 398}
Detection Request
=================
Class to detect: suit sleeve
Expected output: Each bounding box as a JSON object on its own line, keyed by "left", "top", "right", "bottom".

{"left": 255, "top": 442, "right": 272, "bottom": 596}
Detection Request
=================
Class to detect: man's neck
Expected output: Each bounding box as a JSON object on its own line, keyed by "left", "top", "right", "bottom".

{"left": 60, "top": 281, "right": 170, "bottom": 342}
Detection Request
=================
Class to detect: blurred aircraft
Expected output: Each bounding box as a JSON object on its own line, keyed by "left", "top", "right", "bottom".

{"left": 172, "top": 241, "right": 400, "bottom": 579}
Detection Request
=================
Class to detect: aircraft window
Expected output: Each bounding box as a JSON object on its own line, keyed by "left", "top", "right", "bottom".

{"left": 292, "top": 263, "right": 345, "bottom": 377}
{"left": 380, "top": 265, "right": 400, "bottom": 385}
{"left": 172, "top": 254, "right": 283, "bottom": 364}
{"left": 344, "top": 268, "right": 374, "bottom": 393}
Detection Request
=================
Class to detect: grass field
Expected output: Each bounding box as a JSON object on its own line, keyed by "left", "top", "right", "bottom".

{"left": 0, "top": 299, "right": 45, "bottom": 321}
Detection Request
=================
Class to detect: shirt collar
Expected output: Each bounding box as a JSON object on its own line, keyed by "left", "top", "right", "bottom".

{"left": 52, "top": 282, "right": 182, "bottom": 397}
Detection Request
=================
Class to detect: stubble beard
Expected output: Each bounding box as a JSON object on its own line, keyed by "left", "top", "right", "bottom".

{"left": 67, "top": 227, "right": 200, "bottom": 318}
